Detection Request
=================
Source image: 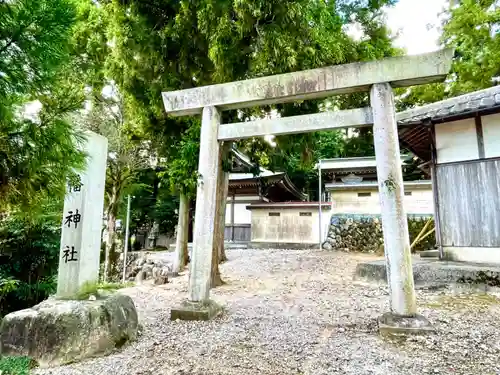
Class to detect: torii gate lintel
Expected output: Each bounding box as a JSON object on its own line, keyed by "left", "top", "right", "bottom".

{"left": 165, "top": 49, "right": 453, "bottom": 331}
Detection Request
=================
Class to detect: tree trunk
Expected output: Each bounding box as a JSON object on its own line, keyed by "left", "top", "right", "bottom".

{"left": 183, "top": 200, "right": 190, "bottom": 265}
{"left": 173, "top": 193, "right": 189, "bottom": 274}
{"left": 104, "top": 212, "right": 115, "bottom": 282}
{"left": 218, "top": 163, "right": 230, "bottom": 263}
{"left": 210, "top": 142, "right": 231, "bottom": 287}
{"left": 104, "top": 189, "right": 119, "bottom": 282}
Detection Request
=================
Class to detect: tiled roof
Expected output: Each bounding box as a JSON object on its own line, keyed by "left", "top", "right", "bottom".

{"left": 397, "top": 85, "right": 500, "bottom": 125}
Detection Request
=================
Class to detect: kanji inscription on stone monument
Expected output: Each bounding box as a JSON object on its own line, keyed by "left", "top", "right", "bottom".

{"left": 56, "top": 131, "right": 108, "bottom": 298}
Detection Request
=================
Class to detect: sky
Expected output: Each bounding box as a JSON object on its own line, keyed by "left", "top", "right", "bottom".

{"left": 385, "top": 0, "right": 448, "bottom": 55}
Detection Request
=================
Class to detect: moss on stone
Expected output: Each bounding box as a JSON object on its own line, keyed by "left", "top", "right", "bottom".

{"left": 0, "top": 293, "right": 138, "bottom": 367}
{"left": 57, "top": 281, "right": 134, "bottom": 301}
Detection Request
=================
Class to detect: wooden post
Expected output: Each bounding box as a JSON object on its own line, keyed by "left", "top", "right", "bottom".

{"left": 430, "top": 123, "right": 444, "bottom": 259}
{"left": 371, "top": 83, "right": 417, "bottom": 317}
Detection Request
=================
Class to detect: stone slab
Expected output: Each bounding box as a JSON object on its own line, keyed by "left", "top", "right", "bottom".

{"left": 378, "top": 312, "right": 435, "bottom": 337}
{"left": 420, "top": 249, "right": 439, "bottom": 258}
{"left": 170, "top": 300, "right": 222, "bottom": 321}
{"left": 162, "top": 49, "right": 453, "bottom": 116}
{"left": 355, "top": 257, "right": 500, "bottom": 289}
{"left": 218, "top": 108, "right": 372, "bottom": 141}
{"left": 247, "top": 242, "right": 319, "bottom": 250}
{"left": 0, "top": 293, "right": 138, "bottom": 367}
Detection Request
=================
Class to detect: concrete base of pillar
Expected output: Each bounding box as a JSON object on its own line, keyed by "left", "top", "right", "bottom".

{"left": 170, "top": 300, "right": 223, "bottom": 321}
{"left": 378, "top": 312, "right": 434, "bottom": 337}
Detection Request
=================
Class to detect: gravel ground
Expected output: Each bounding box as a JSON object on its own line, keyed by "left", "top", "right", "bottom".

{"left": 35, "top": 249, "right": 500, "bottom": 375}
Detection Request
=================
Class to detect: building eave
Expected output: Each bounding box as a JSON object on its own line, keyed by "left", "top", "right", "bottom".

{"left": 397, "top": 85, "right": 500, "bottom": 162}
{"left": 325, "top": 180, "right": 432, "bottom": 191}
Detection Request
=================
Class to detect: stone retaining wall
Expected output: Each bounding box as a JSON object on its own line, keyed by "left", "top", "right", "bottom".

{"left": 322, "top": 214, "right": 435, "bottom": 253}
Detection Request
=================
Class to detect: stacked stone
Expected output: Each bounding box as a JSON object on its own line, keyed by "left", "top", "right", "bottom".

{"left": 323, "top": 214, "right": 435, "bottom": 253}
{"left": 117, "top": 252, "right": 171, "bottom": 284}
{"left": 323, "top": 215, "right": 384, "bottom": 253}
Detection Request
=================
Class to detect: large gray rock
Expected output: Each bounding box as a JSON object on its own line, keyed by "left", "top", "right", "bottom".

{"left": 0, "top": 292, "right": 138, "bottom": 367}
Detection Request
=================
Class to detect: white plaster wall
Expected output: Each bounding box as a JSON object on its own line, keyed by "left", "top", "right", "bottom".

{"left": 250, "top": 207, "right": 331, "bottom": 244}
{"left": 444, "top": 246, "right": 500, "bottom": 265}
{"left": 234, "top": 203, "right": 251, "bottom": 224}
{"left": 435, "top": 118, "right": 479, "bottom": 164}
{"left": 225, "top": 195, "right": 261, "bottom": 225}
{"left": 330, "top": 188, "right": 434, "bottom": 215}
{"left": 225, "top": 205, "right": 232, "bottom": 224}
{"left": 481, "top": 113, "right": 500, "bottom": 158}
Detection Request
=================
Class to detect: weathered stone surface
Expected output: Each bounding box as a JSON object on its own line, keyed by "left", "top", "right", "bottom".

{"left": 323, "top": 214, "right": 434, "bottom": 253}
{"left": 323, "top": 215, "right": 384, "bottom": 253}
{"left": 153, "top": 275, "right": 168, "bottom": 285}
{"left": 118, "top": 252, "right": 172, "bottom": 284}
{"left": 57, "top": 131, "right": 108, "bottom": 298}
{"left": 378, "top": 312, "right": 434, "bottom": 337}
{"left": 188, "top": 106, "right": 221, "bottom": 302}
{"left": 0, "top": 293, "right": 138, "bottom": 367}
{"left": 218, "top": 108, "right": 373, "bottom": 141}
{"left": 162, "top": 49, "right": 453, "bottom": 116}
{"left": 355, "top": 257, "right": 500, "bottom": 291}
{"left": 372, "top": 82, "right": 416, "bottom": 317}
{"left": 170, "top": 300, "right": 222, "bottom": 321}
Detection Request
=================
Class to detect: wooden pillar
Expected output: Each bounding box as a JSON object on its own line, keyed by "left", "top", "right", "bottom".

{"left": 188, "top": 106, "right": 221, "bottom": 302}
{"left": 231, "top": 192, "right": 235, "bottom": 241}
{"left": 172, "top": 192, "right": 189, "bottom": 275}
{"left": 371, "top": 83, "right": 417, "bottom": 317}
{"left": 429, "top": 123, "right": 444, "bottom": 259}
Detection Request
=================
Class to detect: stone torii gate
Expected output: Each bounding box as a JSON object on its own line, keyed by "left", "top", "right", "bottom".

{"left": 163, "top": 50, "right": 453, "bottom": 331}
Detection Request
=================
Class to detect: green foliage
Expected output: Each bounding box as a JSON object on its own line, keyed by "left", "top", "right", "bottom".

{"left": 0, "top": 0, "right": 86, "bottom": 211}
{"left": 152, "top": 196, "right": 179, "bottom": 237}
{"left": 0, "top": 278, "right": 20, "bottom": 302}
{"left": 444, "top": 0, "right": 500, "bottom": 95}
{"left": 74, "top": 0, "right": 400, "bottom": 200}
{"left": 0, "top": 105, "right": 86, "bottom": 211}
{"left": 399, "top": 0, "right": 500, "bottom": 109}
{"left": 0, "top": 0, "right": 76, "bottom": 97}
{"left": 0, "top": 209, "right": 61, "bottom": 317}
{"left": 123, "top": 168, "right": 179, "bottom": 242}
{"left": 161, "top": 122, "right": 201, "bottom": 197}
{"left": 0, "top": 356, "right": 37, "bottom": 375}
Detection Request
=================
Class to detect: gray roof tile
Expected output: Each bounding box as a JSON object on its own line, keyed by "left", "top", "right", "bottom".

{"left": 397, "top": 85, "right": 500, "bottom": 125}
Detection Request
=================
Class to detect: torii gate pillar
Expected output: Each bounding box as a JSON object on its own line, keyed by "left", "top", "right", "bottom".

{"left": 163, "top": 50, "right": 453, "bottom": 331}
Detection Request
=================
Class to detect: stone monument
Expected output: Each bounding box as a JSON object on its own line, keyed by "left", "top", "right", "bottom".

{"left": 57, "top": 131, "right": 108, "bottom": 298}
{"left": 0, "top": 131, "right": 139, "bottom": 366}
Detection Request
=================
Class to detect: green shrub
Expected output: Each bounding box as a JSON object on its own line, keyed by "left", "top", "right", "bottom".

{"left": 0, "top": 214, "right": 60, "bottom": 317}
{"left": 0, "top": 356, "right": 37, "bottom": 375}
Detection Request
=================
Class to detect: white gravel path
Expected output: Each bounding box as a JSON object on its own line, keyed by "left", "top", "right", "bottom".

{"left": 35, "top": 249, "right": 500, "bottom": 375}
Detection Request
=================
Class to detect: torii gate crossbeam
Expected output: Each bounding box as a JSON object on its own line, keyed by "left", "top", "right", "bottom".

{"left": 164, "top": 49, "right": 453, "bottom": 334}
